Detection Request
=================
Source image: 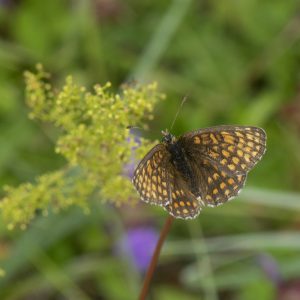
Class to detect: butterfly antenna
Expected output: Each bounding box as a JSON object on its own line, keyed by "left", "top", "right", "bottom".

{"left": 169, "top": 95, "right": 188, "bottom": 131}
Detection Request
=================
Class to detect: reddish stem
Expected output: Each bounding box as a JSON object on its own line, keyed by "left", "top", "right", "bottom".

{"left": 139, "top": 216, "right": 174, "bottom": 300}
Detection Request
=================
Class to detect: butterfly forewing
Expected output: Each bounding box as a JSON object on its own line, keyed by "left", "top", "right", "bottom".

{"left": 181, "top": 126, "right": 266, "bottom": 175}
{"left": 132, "top": 144, "right": 170, "bottom": 206}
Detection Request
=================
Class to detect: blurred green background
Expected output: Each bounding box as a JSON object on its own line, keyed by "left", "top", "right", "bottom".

{"left": 1, "top": 0, "right": 300, "bottom": 299}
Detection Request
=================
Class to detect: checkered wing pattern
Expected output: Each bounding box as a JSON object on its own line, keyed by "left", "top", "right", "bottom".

{"left": 180, "top": 125, "right": 266, "bottom": 206}
{"left": 132, "top": 145, "right": 202, "bottom": 219}
{"left": 132, "top": 144, "right": 170, "bottom": 206}
{"left": 163, "top": 170, "right": 202, "bottom": 219}
{"left": 198, "top": 160, "right": 247, "bottom": 206}
{"left": 132, "top": 125, "right": 266, "bottom": 219}
{"left": 181, "top": 126, "right": 266, "bottom": 175}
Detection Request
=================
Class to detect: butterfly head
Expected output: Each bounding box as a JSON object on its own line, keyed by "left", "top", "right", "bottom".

{"left": 161, "top": 129, "right": 176, "bottom": 145}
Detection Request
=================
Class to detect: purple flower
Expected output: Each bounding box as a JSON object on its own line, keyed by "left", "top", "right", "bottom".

{"left": 257, "top": 253, "right": 282, "bottom": 284}
{"left": 118, "top": 226, "right": 159, "bottom": 272}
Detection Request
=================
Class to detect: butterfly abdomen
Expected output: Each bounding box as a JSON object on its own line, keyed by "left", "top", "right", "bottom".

{"left": 167, "top": 141, "right": 197, "bottom": 193}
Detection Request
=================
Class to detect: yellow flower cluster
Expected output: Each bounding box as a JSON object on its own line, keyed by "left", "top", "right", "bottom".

{"left": 0, "top": 65, "right": 164, "bottom": 229}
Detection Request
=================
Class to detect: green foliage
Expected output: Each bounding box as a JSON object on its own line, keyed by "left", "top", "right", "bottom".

{"left": 0, "top": 65, "right": 163, "bottom": 229}
{"left": 1, "top": 0, "right": 300, "bottom": 299}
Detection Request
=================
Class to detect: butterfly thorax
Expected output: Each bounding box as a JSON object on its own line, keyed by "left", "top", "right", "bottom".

{"left": 161, "top": 130, "right": 176, "bottom": 144}
{"left": 162, "top": 130, "right": 197, "bottom": 193}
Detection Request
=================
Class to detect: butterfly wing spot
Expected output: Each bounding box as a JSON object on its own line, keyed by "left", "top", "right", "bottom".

{"left": 210, "top": 133, "right": 218, "bottom": 144}
{"left": 228, "top": 145, "right": 235, "bottom": 152}
{"left": 222, "top": 149, "right": 230, "bottom": 158}
{"left": 209, "top": 150, "right": 219, "bottom": 159}
{"left": 147, "top": 164, "right": 152, "bottom": 173}
{"left": 223, "top": 135, "right": 235, "bottom": 144}
{"left": 213, "top": 173, "right": 220, "bottom": 180}
{"left": 194, "top": 136, "right": 201, "bottom": 144}
{"left": 221, "top": 159, "right": 227, "bottom": 165}
{"left": 220, "top": 182, "right": 226, "bottom": 189}
{"left": 235, "top": 132, "right": 244, "bottom": 138}
{"left": 237, "top": 149, "right": 244, "bottom": 157}
{"left": 237, "top": 175, "right": 243, "bottom": 182}
{"left": 228, "top": 164, "right": 236, "bottom": 171}
{"left": 228, "top": 178, "right": 235, "bottom": 185}
{"left": 244, "top": 154, "right": 251, "bottom": 163}
{"left": 158, "top": 185, "right": 162, "bottom": 193}
{"left": 151, "top": 183, "right": 156, "bottom": 192}
{"left": 179, "top": 201, "right": 185, "bottom": 207}
{"left": 232, "top": 157, "right": 239, "bottom": 164}
{"left": 157, "top": 176, "right": 161, "bottom": 184}
{"left": 246, "top": 133, "right": 254, "bottom": 140}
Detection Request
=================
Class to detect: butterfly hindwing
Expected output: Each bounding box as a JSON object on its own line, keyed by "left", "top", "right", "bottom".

{"left": 163, "top": 169, "right": 202, "bottom": 219}
{"left": 199, "top": 161, "right": 247, "bottom": 206}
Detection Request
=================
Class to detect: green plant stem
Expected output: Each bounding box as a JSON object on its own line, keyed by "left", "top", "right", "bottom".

{"left": 139, "top": 216, "right": 174, "bottom": 300}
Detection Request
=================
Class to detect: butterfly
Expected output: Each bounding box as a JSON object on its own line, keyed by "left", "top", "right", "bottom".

{"left": 132, "top": 125, "right": 266, "bottom": 219}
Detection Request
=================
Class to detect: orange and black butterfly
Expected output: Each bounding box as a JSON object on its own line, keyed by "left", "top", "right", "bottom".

{"left": 132, "top": 126, "right": 266, "bottom": 219}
